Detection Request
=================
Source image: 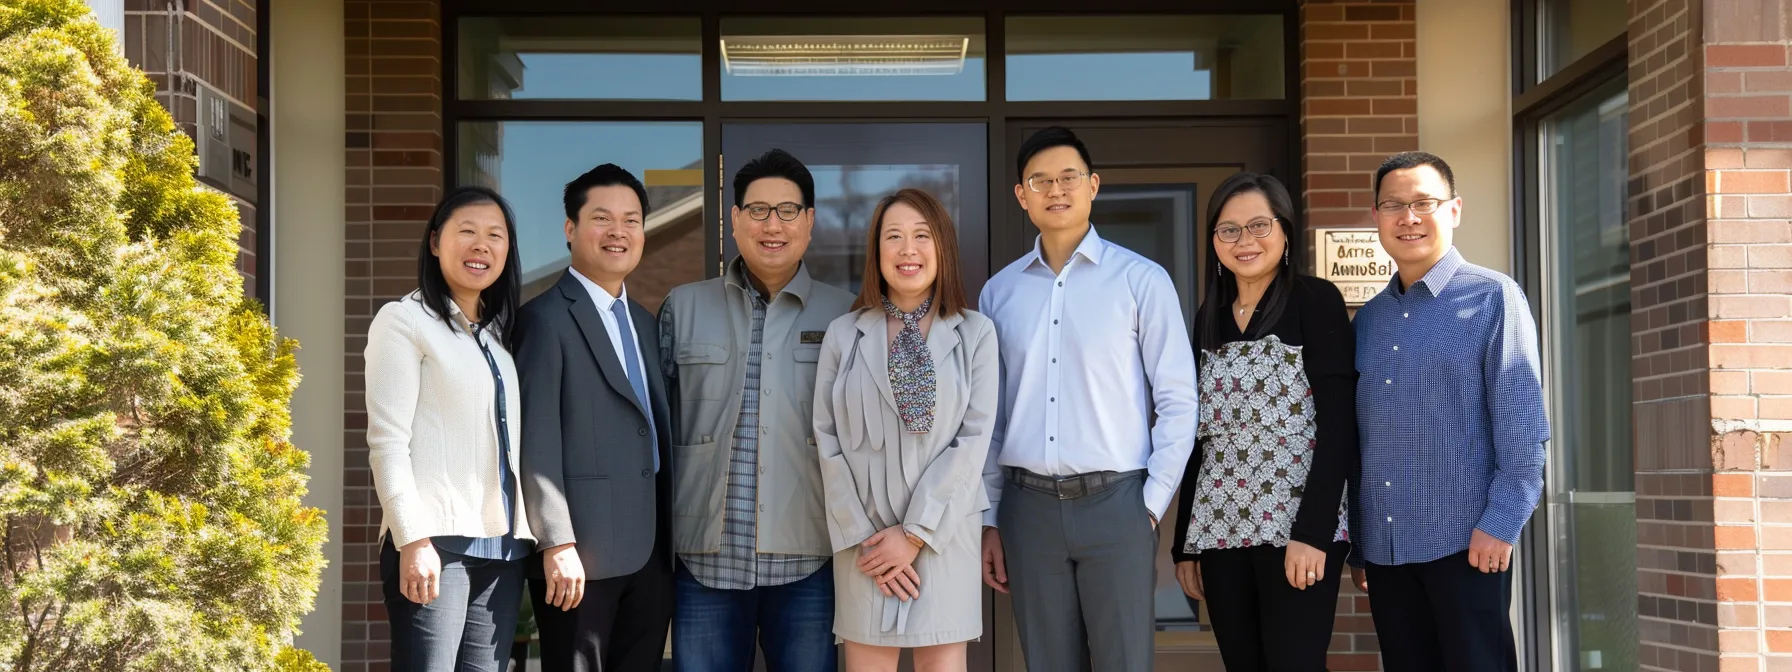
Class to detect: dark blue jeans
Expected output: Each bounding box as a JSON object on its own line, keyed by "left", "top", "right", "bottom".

{"left": 671, "top": 560, "right": 837, "bottom": 672}
{"left": 380, "top": 536, "right": 526, "bottom": 672}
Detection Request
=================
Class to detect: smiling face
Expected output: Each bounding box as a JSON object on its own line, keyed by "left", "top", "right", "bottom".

{"left": 1211, "top": 190, "right": 1287, "bottom": 284}
{"left": 564, "top": 184, "right": 645, "bottom": 290}
{"left": 431, "top": 201, "right": 509, "bottom": 301}
{"left": 1374, "top": 164, "right": 1461, "bottom": 276}
{"left": 1014, "top": 145, "right": 1099, "bottom": 235}
{"left": 876, "top": 201, "right": 939, "bottom": 304}
{"left": 732, "top": 176, "right": 814, "bottom": 282}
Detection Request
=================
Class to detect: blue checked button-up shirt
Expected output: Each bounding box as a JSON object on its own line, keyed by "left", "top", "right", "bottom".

{"left": 1352, "top": 247, "right": 1549, "bottom": 567}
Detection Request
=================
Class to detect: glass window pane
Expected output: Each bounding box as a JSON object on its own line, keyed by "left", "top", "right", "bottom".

{"left": 457, "top": 121, "right": 705, "bottom": 311}
{"left": 1540, "top": 0, "right": 1626, "bottom": 79}
{"left": 720, "top": 17, "right": 987, "bottom": 102}
{"left": 1006, "top": 15, "right": 1284, "bottom": 101}
{"left": 458, "top": 17, "right": 701, "bottom": 101}
{"left": 1540, "top": 78, "right": 1635, "bottom": 672}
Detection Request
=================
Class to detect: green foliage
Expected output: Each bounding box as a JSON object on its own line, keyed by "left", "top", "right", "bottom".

{"left": 0, "top": 0, "right": 326, "bottom": 668}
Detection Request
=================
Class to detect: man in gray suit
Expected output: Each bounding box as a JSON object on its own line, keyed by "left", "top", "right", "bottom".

{"left": 516, "top": 163, "right": 673, "bottom": 672}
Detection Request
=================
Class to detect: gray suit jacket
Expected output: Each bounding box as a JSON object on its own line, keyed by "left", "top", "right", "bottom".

{"left": 515, "top": 271, "right": 673, "bottom": 580}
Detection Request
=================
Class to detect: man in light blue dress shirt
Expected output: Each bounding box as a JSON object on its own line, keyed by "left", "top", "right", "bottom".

{"left": 1350, "top": 151, "right": 1549, "bottom": 672}
{"left": 978, "top": 127, "right": 1200, "bottom": 671}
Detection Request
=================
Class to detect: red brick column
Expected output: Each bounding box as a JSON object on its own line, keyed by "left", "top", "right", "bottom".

{"left": 1697, "top": 1, "right": 1792, "bottom": 670}
{"left": 341, "top": 1, "right": 443, "bottom": 669}
{"left": 1299, "top": 2, "right": 1417, "bottom": 670}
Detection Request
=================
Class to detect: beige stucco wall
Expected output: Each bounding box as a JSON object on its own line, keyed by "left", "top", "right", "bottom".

{"left": 271, "top": 0, "right": 346, "bottom": 665}
{"left": 1416, "top": 0, "right": 1514, "bottom": 274}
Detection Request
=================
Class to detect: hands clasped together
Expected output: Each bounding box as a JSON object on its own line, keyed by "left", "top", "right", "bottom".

{"left": 857, "top": 526, "right": 924, "bottom": 602}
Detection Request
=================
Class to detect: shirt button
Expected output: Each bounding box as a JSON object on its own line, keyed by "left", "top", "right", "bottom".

{"left": 1053, "top": 320, "right": 1059, "bottom": 325}
{"left": 1393, "top": 345, "right": 1399, "bottom": 351}
{"left": 638, "top": 428, "right": 648, "bottom": 436}
{"left": 1385, "top": 481, "right": 1391, "bottom": 487}
{"left": 1387, "top": 517, "right": 1394, "bottom": 522}
{"left": 1385, "top": 379, "right": 1392, "bottom": 385}
{"left": 765, "top": 353, "right": 774, "bottom": 360}
{"left": 641, "top": 469, "right": 651, "bottom": 478}
{"left": 1057, "top": 282, "right": 1063, "bottom": 287}
{"left": 759, "top": 504, "right": 766, "bottom": 512}
{"left": 1049, "top": 436, "right": 1055, "bottom": 441}
{"left": 1052, "top": 358, "right": 1057, "bottom": 363}
{"left": 1403, "top": 312, "right": 1409, "bottom": 318}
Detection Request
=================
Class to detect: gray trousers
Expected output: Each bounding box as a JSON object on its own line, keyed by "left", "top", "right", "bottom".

{"left": 998, "top": 471, "right": 1157, "bottom": 672}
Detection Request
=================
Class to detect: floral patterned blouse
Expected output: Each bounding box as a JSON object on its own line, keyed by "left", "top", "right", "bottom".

{"left": 1173, "top": 275, "right": 1361, "bottom": 561}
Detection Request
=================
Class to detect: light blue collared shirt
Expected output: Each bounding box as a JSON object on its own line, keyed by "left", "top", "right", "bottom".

{"left": 978, "top": 225, "right": 1200, "bottom": 524}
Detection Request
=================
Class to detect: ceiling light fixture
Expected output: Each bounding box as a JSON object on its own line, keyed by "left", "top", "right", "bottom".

{"left": 720, "top": 35, "right": 969, "bottom": 76}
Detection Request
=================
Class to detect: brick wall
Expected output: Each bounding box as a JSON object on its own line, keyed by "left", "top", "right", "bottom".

{"left": 121, "top": 0, "right": 261, "bottom": 297}
{"left": 1696, "top": 0, "right": 1792, "bottom": 670}
{"left": 341, "top": 1, "right": 445, "bottom": 669}
{"left": 1627, "top": 0, "right": 1717, "bottom": 670}
{"left": 1299, "top": 2, "right": 1417, "bottom": 669}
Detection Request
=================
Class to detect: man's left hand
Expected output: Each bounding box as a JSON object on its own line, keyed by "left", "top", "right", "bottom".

{"left": 1467, "top": 528, "right": 1512, "bottom": 573}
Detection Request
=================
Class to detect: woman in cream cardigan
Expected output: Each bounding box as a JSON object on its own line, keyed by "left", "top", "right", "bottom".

{"left": 813, "top": 188, "right": 1000, "bottom": 672}
{"left": 365, "top": 186, "right": 534, "bottom": 671}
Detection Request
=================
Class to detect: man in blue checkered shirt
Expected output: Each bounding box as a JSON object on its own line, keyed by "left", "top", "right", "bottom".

{"left": 1348, "top": 151, "right": 1549, "bottom": 672}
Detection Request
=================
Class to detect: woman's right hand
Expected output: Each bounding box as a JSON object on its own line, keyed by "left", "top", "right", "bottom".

{"left": 876, "top": 564, "right": 922, "bottom": 602}
{"left": 1176, "top": 560, "right": 1204, "bottom": 600}
{"left": 398, "top": 538, "right": 442, "bottom": 605}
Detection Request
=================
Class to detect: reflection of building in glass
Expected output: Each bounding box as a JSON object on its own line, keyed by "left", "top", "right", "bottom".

{"left": 808, "top": 164, "right": 959, "bottom": 294}
{"left": 516, "top": 161, "right": 705, "bottom": 314}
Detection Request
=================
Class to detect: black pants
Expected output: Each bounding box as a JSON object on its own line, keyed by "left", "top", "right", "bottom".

{"left": 529, "top": 536, "right": 673, "bottom": 672}
{"left": 1365, "top": 551, "right": 1517, "bottom": 672}
{"left": 1199, "top": 541, "right": 1347, "bottom": 671}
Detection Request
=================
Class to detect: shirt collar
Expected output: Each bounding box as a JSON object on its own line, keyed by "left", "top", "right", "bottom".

{"left": 1023, "top": 223, "right": 1105, "bottom": 271}
{"left": 567, "top": 265, "right": 627, "bottom": 311}
{"left": 725, "top": 256, "right": 813, "bottom": 306}
{"left": 1386, "top": 246, "right": 1465, "bottom": 299}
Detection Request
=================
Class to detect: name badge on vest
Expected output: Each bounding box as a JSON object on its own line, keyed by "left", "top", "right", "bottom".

{"left": 799, "top": 331, "right": 826, "bottom": 344}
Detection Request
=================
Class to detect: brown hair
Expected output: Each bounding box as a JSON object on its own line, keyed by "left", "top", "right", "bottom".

{"left": 852, "top": 188, "right": 968, "bottom": 317}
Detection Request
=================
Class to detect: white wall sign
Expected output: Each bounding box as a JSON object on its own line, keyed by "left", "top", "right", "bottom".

{"left": 1314, "top": 228, "right": 1394, "bottom": 305}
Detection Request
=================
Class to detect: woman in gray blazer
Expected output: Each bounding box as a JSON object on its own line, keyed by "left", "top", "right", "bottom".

{"left": 813, "top": 188, "right": 1000, "bottom": 672}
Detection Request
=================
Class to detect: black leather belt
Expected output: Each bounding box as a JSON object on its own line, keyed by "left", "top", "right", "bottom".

{"left": 1007, "top": 468, "right": 1144, "bottom": 500}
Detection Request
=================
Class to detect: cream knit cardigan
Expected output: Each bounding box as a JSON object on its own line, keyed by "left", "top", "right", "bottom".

{"left": 365, "top": 292, "right": 533, "bottom": 549}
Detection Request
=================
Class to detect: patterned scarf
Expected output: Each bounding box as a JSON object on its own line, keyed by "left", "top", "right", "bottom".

{"left": 882, "top": 295, "right": 936, "bottom": 433}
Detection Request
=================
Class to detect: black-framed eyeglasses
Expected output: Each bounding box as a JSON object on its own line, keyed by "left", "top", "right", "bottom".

{"left": 1375, "top": 197, "right": 1452, "bottom": 216}
{"left": 1026, "top": 171, "right": 1088, "bottom": 194}
{"left": 743, "top": 201, "right": 806, "bottom": 221}
{"left": 1214, "top": 217, "right": 1279, "bottom": 243}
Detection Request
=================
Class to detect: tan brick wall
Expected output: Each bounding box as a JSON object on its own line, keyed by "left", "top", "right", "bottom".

{"left": 1299, "top": 2, "right": 1416, "bottom": 669}
{"left": 1698, "top": 1, "right": 1792, "bottom": 669}
{"left": 341, "top": 1, "right": 443, "bottom": 669}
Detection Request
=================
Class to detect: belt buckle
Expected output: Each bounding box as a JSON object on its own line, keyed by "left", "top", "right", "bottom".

{"left": 1053, "top": 474, "right": 1078, "bottom": 500}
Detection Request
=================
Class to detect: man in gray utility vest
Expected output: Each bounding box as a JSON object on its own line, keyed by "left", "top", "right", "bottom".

{"left": 658, "top": 148, "right": 855, "bottom": 671}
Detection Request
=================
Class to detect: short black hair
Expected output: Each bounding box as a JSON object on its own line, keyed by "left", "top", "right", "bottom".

{"left": 1374, "top": 151, "right": 1457, "bottom": 199}
{"left": 733, "top": 149, "right": 815, "bottom": 208}
{"left": 417, "top": 186, "right": 523, "bottom": 350}
{"left": 1015, "top": 126, "right": 1094, "bottom": 180}
{"left": 564, "top": 163, "right": 651, "bottom": 223}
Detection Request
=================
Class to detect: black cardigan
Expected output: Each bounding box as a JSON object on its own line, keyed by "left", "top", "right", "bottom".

{"left": 1171, "top": 274, "right": 1361, "bottom": 564}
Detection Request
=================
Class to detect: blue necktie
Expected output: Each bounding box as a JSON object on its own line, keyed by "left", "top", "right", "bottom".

{"left": 609, "top": 299, "right": 659, "bottom": 472}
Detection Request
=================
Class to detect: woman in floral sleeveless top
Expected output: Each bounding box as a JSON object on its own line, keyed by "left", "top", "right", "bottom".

{"left": 1169, "top": 172, "right": 1361, "bottom": 671}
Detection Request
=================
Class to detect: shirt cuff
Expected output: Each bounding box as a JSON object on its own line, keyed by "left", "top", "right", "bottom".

{"left": 1475, "top": 509, "right": 1527, "bottom": 545}
{"left": 1143, "top": 479, "right": 1175, "bottom": 522}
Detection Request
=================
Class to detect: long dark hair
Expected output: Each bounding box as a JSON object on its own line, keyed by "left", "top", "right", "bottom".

{"left": 1196, "top": 172, "right": 1303, "bottom": 353}
{"left": 417, "top": 185, "right": 523, "bottom": 350}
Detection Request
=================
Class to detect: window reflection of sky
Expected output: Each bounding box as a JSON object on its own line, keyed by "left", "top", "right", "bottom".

{"left": 474, "top": 122, "right": 703, "bottom": 278}
{"left": 1008, "top": 53, "right": 1213, "bottom": 101}
{"left": 507, "top": 54, "right": 701, "bottom": 100}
